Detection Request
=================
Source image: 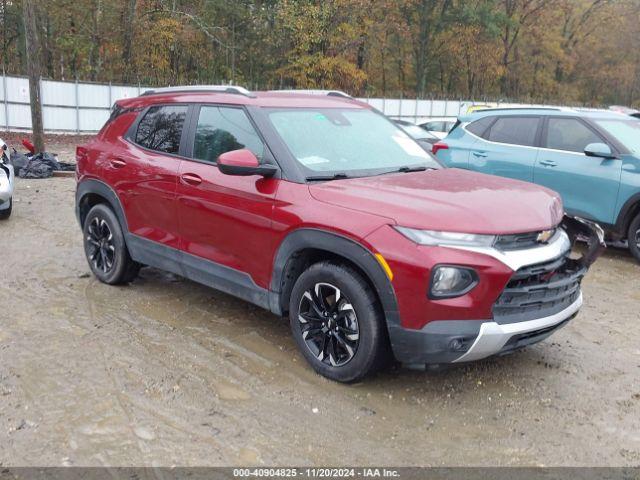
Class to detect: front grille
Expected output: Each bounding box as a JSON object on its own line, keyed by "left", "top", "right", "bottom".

{"left": 494, "top": 228, "right": 558, "bottom": 251}
{"left": 493, "top": 254, "right": 585, "bottom": 324}
{"left": 494, "top": 231, "right": 542, "bottom": 251}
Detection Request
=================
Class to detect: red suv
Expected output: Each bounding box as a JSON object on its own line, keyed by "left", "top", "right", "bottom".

{"left": 75, "top": 86, "right": 603, "bottom": 382}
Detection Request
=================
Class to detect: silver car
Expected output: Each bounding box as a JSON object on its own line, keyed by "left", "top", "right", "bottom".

{"left": 0, "top": 139, "right": 14, "bottom": 219}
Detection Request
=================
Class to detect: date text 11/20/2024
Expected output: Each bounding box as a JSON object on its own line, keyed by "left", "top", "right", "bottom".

{"left": 233, "top": 468, "right": 400, "bottom": 478}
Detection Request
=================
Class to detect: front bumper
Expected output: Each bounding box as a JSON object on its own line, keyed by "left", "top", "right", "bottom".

{"left": 453, "top": 293, "right": 582, "bottom": 362}
{"left": 390, "top": 293, "right": 582, "bottom": 366}
{"left": 0, "top": 162, "right": 14, "bottom": 205}
{"left": 386, "top": 216, "right": 604, "bottom": 367}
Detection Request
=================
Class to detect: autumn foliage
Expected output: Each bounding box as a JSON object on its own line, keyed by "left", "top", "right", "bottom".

{"left": 1, "top": 0, "right": 638, "bottom": 106}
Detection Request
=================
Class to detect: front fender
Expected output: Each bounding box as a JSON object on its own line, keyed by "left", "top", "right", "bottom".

{"left": 269, "top": 228, "right": 400, "bottom": 328}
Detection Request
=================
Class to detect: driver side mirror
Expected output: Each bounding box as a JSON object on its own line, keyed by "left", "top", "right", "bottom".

{"left": 584, "top": 143, "right": 617, "bottom": 159}
{"left": 217, "top": 149, "right": 278, "bottom": 177}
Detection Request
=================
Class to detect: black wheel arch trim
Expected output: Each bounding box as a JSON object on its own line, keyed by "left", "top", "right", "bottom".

{"left": 615, "top": 192, "right": 640, "bottom": 236}
{"left": 76, "top": 178, "right": 129, "bottom": 231}
{"left": 269, "top": 228, "right": 400, "bottom": 328}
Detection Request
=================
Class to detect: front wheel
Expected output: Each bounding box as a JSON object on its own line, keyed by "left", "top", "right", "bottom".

{"left": 289, "top": 261, "right": 389, "bottom": 383}
{"left": 628, "top": 212, "right": 640, "bottom": 263}
{"left": 0, "top": 198, "right": 12, "bottom": 220}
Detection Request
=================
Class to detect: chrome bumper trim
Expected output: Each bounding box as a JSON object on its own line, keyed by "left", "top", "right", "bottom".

{"left": 448, "top": 229, "right": 571, "bottom": 272}
{"left": 453, "top": 293, "right": 582, "bottom": 363}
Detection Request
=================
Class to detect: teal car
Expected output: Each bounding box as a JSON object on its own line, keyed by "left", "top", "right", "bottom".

{"left": 434, "top": 108, "right": 640, "bottom": 262}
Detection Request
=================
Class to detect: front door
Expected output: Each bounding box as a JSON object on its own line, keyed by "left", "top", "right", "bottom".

{"left": 534, "top": 117, "right": 622, "bottom": 224}
{"left": 177, "top": 104, "right": 279, "bottom": 290}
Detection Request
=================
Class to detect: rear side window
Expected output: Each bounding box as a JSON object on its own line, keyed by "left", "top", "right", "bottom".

{"left": 485, "top": 116, "right": 540, "bottom": 146}
{"left": 466, "top": 116, "right": 495, "bottom": 137}
{"left": 546, "top": 118, "right": 603, "bottom": 153}
{"left": 135, "top": 105, "right": 188, "bottom": 154}
{"left": 193, "top": 106, "right": 264, "bottom": 163}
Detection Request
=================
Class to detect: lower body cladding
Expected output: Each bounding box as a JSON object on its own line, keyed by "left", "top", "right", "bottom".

{"left": 380, "top": 216, "right": 605, "bottom": 368}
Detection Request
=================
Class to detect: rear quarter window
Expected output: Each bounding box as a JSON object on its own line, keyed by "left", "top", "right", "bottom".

{"left": 134, "top": 105, "right": 188, "bottom": 154}
{"left": 465, "top": 116, "right": 495, "bottom": 137}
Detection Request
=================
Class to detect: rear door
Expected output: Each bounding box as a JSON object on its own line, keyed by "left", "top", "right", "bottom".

{"left": 177, "top": 104, "right": 279, "bottom": 289}
{"left": 107, "top": 104, "right": 188, "bottom": 249}
{"left": 467, "top": 115, "right": 541, "bottom": 182}
{"left": 534, "top": 116, "right": 622, "bottom": 224}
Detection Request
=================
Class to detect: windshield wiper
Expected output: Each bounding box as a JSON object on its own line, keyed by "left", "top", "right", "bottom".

{"left": 396, "top": 165, "right": 430, "bottom": 173}
{"left": 305, "top": 172, "right": 350, "bottom": 181}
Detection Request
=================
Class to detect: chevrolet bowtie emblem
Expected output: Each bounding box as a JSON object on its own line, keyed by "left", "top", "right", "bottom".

{"left": 537, "top": 229, "right": 554, "bottom": 244}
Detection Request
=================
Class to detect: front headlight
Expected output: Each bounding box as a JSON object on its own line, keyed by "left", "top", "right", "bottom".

{"left": 395, "top": 227, "right": 495, "bottom": 247}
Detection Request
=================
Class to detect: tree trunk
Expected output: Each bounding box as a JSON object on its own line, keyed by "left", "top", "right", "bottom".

{"left": 121, "top": 0, "right": 138, "bottom": 83}
{"left": 23, "top": 0, "right": 45, "bottom": 153}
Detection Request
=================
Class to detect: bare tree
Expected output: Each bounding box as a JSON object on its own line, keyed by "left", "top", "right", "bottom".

{"left": 23, "top": 0, "right": 45, "bottom": 152}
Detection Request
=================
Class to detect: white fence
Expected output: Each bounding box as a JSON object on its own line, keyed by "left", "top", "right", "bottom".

{"left": 0, "top": 74, "right": 521, "bottom": 133}
{"left": 0, "top": 75, "right": 147, "bottom": 133}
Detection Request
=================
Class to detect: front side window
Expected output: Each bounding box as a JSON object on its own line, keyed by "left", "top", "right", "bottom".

{"left": 486, "top": 116, "right": 540, "bottom": 146}
{"left": 193, "top": 106, "right": 264, "bottom": 163}
{"left": 135, "top": 105, "right": 187, "bottom": 154}
{"left": 266, "top": 108, "right": 440, "bottom": 176}
{"left": 593, "top": 118, "right": 640, "bottom": 154}
{"left": 546, "top": 118, "right": 602, "bottom": 153}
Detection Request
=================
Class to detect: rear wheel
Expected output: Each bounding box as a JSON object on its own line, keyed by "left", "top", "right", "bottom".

{"left": 628, "top": 212, "right": 640, "bottom": 263}
{"left": 0, "top": 198, "right": 12, "bottom": 220}
{"left": 289, "top": 261, "right": 389, "bottom": 383}
{"left": 83, "top": 204, "right": 140, "bottom": 284}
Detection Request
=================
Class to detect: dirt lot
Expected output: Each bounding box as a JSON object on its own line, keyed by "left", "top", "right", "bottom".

{"left": 1, "top": 158, "right": 639, "bottom": 466}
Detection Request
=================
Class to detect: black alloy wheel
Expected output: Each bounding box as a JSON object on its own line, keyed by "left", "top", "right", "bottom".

{"left": 86, "top": 216, "right": 116, "bottom": 274}
{"left": 289, "top": 261, "right": 389, "bottom": 383}
{"left": 82, "top": 204, "right": 141, "bottom": 284}
{"left": 298, "top": 282, "right": 360, "bottom": 367}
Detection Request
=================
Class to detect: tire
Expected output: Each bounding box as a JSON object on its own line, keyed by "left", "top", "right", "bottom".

{"left": 628, "top": 212, "right": 640, "bottom": 263}
{"left": 83, "top": 204, "right": 140, "bottom": 284}
{"left": 0, "top": 198, "right": 11, "bottom": 220}
{"left": 289, "top": 261, "right": 389, "bottom": 383}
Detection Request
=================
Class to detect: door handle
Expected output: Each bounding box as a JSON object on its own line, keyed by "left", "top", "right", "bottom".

{"left": 180, "top": 173, "right": 202, "bottom": 186}
{"left": 109, "top": 157, "right": 127, "bottom": 169}
{"left": 472, "top": 151, "right": 488, "bottom": 158}
{"left": 540, "top": 160, "right": 557, "bottom": 167}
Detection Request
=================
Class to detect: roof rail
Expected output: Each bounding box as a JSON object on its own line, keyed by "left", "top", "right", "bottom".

{"left": 141, "top": 85, "right": 255, "bottom": 98}
{"left": 268, "top": 89, "right": 353, "bottom": 99}
{"left": 471, "top": 106, "right": 568, "bottom": 113}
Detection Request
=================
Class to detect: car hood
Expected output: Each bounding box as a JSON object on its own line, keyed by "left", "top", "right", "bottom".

{"left": 309, "top": 168, "right": 563, "bottom": 235}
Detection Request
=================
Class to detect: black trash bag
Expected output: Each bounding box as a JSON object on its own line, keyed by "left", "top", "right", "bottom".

{"left": 10, "top": 149, "right": 30, "bottom": 171}
{"left": 17, "top": 151, "right": 75, "bottom": 179}
{"left": 18, "top": 152, "right": 59, "bottom": 179}
{"left": 56, "top": 161, "right": 76, "bottom": 172}
{"left": 19, "top": 157, "right": 54, "bottom": 179}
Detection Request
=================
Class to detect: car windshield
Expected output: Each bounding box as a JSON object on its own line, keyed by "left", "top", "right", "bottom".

{"left": 266, "top": 108, "right": 440, "bottom": 177}
{"left": 594, "top": 118, "right": 640, "bottom": 154}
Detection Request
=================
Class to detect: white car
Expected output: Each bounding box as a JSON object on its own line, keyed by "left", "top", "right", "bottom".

{"left": 0, "top": 139, "right": 14, "bottom": 219}
{"left": 418, "top": 117, "right": 457, "bottom": 139}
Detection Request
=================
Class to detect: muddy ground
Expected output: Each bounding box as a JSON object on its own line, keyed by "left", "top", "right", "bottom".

{"left": 1, "top": 162, "right": 639, "bottom": 466}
